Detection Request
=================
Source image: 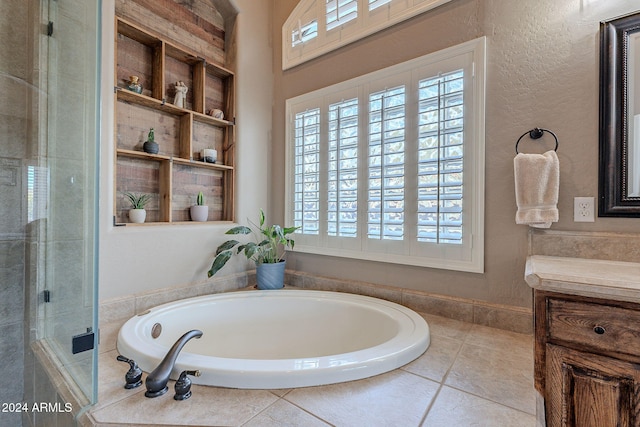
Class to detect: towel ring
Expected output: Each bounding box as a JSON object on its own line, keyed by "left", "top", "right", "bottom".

{"left": 515, "top": 128, "right": 558, "bottom": 154}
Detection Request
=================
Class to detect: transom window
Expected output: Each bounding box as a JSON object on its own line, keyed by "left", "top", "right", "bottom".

{"left": 285, "top": 38, "right": 486, "bottom": 273}
{"left": 283, "top": 0, "right": 454, "bottom": 69}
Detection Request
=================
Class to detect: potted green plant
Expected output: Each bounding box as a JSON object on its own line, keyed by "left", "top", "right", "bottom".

{"left": 190, "top": 191, "right": 208, "bottom": 222}
{"left": 208, "top": 209, "right": 299, "bottom": 289}
{"left": 124, "top": 192, "right": 152, "bottom": 223}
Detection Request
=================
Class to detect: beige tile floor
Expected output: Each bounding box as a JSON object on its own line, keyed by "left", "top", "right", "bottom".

{"left": 89, "top": 313, "right": 536, "bottom": 427}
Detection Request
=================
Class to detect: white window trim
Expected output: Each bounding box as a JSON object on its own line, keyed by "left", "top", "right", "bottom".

{"left": 283, "top": 0, "right": 455, "bottom": 70}
{"left": 285, "top": 37, "right": 486, "bottom": 273}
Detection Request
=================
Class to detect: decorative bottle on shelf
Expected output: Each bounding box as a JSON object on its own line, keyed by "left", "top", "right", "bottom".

{"left": 126, "top": 75, "right": 143, "bottom": 94}
{"left": 143, "top": 128, "right": 159, "bottom": 154}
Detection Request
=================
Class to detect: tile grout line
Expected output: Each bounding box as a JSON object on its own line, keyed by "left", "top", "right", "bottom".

{"left": 418, "top": 326, "right": 470, "bottom": 426}
{"left": 238, "top": 394, "right": 282, "bottom": 427}
{"left": 439, "top": 323, "right": 537, "bottom": 418}
{"left": 442, "top": 383, "right": 537, "bottom": 418}
{"left": 280, "top": 393, "right": 337, "bottom": 427}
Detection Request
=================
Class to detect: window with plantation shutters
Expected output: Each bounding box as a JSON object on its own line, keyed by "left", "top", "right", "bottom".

{"left": 286, "top": 38, "right": 486, "bottom": 273}
{"left": 283, "top": 0, "right": 455, "bottom": 69}
{"left": 27, "top": 165, "right": 49, "bottom": 223}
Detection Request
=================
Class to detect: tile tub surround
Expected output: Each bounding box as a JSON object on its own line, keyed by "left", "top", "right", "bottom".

{"left": 89, "top": 313, "right": 535, "bottom": 427}
{"left": 529, "top": 229, "right": 640, "bottom": 262}
{"left": 285, "top": 270, "right": 532, "bottom": 334}
{"left": 99, "top": 270, "right": 532, "bottom": 341}
{"left": 21, "top": 340, "right": 92, "bottom": 427}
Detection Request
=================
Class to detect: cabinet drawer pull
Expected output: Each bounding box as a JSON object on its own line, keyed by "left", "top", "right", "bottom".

{"left": 593, "top": 325, "right": 606, "bottom": 335}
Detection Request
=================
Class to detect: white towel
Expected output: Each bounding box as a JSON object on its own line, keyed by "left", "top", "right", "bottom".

{"left": 514, "top": 150, "right": 559, "bottom": 228}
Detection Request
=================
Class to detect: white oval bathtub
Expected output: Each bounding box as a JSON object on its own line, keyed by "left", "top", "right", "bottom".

{"left": 117, "top": 290, "right": 430, "bottom": 389}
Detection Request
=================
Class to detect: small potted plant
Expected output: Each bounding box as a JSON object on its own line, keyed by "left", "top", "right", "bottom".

{"left": 190, "top": 191, "right": 208, "bottom": 222}
{"left": 208, "top": 209, "right": 299, "bottom": 289}
{"left": 143, "top": 128, "right": 159, "bottom": 154}
{"left": 124, "top": 192, "right": 152, "bottom": 223}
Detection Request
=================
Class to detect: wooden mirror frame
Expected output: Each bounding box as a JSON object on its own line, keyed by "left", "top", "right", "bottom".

{"left": 599, "top": 11, "right": 640, "bottom": 217}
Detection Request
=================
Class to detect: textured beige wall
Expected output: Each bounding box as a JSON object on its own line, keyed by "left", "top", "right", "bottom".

{"left": 271, "top": 0, "right": 640, "bottom": 308}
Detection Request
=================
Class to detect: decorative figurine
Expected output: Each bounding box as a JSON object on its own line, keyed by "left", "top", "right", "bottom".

{"left": 173, "top": 81, "right": 188, "bottom": 108}
{"left": 126, "top": 75, "right": 143, "bottom": 94}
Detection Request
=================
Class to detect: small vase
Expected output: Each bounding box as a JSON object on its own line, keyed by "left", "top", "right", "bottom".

{"left": 201, "top": 148, "right": 217, "bottom": 163}
{"left": 143, "top": 140, "right": 159, "bottom": 154}
{"left": 129, "top": 209, "right": 146, "bottom": 223}
{"left": 190, "top": 205, "right": 209, "bottom": 222}
{"left": 126, "top": 75, "right": 143, "bottom": 94}
{"left": 256, "top": 261, "right": 286, "bottom": 290}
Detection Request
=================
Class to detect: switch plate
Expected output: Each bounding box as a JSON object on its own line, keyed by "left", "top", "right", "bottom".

{"left": 574, "top": 197, "right": 595, "bottom": 222}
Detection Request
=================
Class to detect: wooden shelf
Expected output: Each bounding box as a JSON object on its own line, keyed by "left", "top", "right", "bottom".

{"left": 116, "top": 89, "right": 186, "bottom": 115}
{"left": 118, "top": 220, "right": 236, "bottom": 227}
{"left": 116, "top": 89, "right": 235, "bottom": 127}
{"left": 193, "top": 110, "right": 235, "bottom": 127}
{"left": 116, "top": 148, "right": 171, "bottom": 161}
{"left": 117, "top": 18, "right": 160, "bottom": 47}
{"left": 114, "top": 15, "right": 235, "bottom": 225}
{"left": 172, "top": 157, "right": 234, "bottom": 170}
{"left": 117, "top": 149, "right": 233, "bottom": 170}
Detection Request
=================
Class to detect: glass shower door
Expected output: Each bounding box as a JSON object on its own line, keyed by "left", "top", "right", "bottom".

{"left": 40, "top": 0, "right": 100, "bottom": 410}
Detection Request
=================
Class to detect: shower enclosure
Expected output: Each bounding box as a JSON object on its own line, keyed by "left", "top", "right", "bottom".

{"left": 0, "top": 0, "right": 100, "bottom": 426}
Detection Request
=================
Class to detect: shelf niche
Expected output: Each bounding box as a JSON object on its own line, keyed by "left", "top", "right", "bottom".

{"left": 114, "top": 17, "right": 235, "bottom": 225}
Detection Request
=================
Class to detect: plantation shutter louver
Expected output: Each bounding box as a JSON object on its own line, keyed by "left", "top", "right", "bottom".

{"left": 368, "top": 0, "right": 392, "bottom": 11}
{"left": 367, "top": 86, "right": 405, "bottom": 241}
{"left": 293, "top": 108, "right": 321, "bottom": 235}
{"left": 328, "top": 98, "right": 359, "bottom": 238}
{"left": 326, "top": 0, "right": 358, "bottom": 31}
{"left": 417, "top": 70, "right": 464, "bottom": 244}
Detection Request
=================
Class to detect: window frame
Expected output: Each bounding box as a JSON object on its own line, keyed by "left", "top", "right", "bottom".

{"left": 285, "top": 37, "right": 486, "bottom": 273}
{"left": 283, "top": 0, "right": 455, "bottom": 70}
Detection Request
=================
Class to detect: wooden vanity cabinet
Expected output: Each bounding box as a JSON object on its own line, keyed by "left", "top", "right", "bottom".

{"left": 534, "top": 291, "right": 640, "bottom": 427}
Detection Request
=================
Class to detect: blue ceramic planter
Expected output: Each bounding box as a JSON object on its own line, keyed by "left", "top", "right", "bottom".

{"left": 256, "top": 261, "right": 285, "bottom": 290}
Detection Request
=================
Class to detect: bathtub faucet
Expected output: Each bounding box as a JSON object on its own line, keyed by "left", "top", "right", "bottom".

{"left": 144, "top": 329, "right": 203, "bottom": 398}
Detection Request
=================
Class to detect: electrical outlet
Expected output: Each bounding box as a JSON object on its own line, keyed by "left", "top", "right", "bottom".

{"left": 574, "top": 197, "right": 595, "bottom": 222}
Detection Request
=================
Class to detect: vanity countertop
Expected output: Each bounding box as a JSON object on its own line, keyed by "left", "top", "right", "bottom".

{"left": 525, "top": 255, "right": 640, "bottom": 302}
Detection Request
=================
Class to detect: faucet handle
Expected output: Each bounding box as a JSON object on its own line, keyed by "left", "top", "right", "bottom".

{"left": 116, "top": 355, "right": 143, "bottom": 389}
{"left": 174, "top": 370, "right": 201, "bottom": 400}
